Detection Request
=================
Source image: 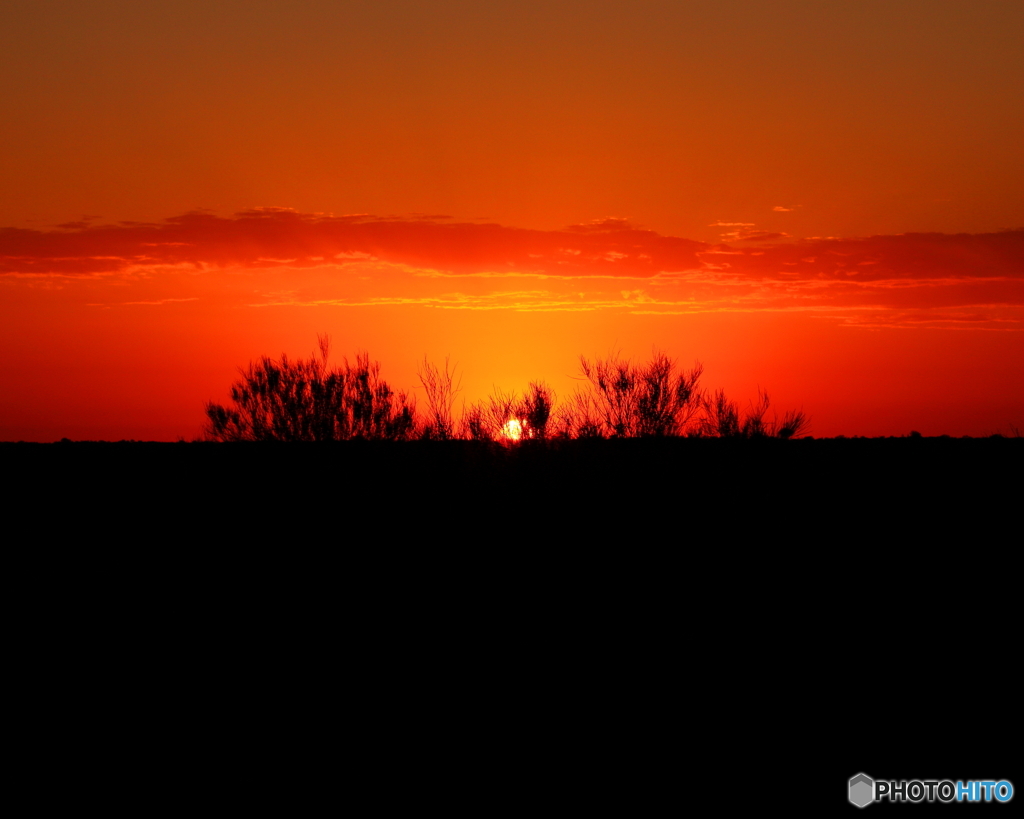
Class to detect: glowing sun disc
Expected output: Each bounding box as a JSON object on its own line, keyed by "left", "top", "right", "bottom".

{"left": 502, "top": 419, "right": 524, "bottom": 440}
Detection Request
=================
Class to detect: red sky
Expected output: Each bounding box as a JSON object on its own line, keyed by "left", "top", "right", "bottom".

{"left": 2, "top": 0, "right": 1022, "bottom": 440}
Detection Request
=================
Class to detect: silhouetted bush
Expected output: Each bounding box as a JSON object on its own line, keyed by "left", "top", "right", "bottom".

{"left": 417, "top": 356, "right": 460, "bottom": 440}
{"left": 205, "top": 341, "right": 807, "bottom": 442}
{"left": 699, "top": 388, "right": 809, "bottom": 439}
{"left": 205, "top": 337, "right": 416, "bottom": 442}
{"left": 462, "top": 382, "right": 554, "bottom": 440}
{"left": 558, "top": 352, "right": 704, "bottom": 437}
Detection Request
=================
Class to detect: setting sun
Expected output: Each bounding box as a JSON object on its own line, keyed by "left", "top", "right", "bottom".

{"left": 502, "top": 419, "right": 526, "bottom": 441}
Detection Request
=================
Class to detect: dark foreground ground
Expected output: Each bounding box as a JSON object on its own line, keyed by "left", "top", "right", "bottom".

{"left": 5, "top": 436, "right": 1019, "bottom": 809}
{"left": 5, "top": 434, "right": 1019, "bottom": 534}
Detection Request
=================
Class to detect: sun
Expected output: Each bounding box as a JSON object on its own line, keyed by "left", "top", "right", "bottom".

{"left": 501, "top": 418, "right": 525, "bottom": 441}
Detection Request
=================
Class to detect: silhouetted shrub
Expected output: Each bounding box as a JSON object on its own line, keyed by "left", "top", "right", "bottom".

{"left": 417, "top": 356, "right": 460, "bottom": 440}
{"left": 517, "top": 382, "right": 554, "bottom": 440}
{"left": 461, "top": 382, "right": 554, "bottom": 440}
{"left": 698, "top": 388, "right": 809, "bottom": 439}
{"left": 205, "top": 341, "right": 808, "bottom": 442}
{"left": 561, "top": 352, "right": 703, "bottom": 437}
{"left": 205, "top": 337, "right": 416, "bottom": 442}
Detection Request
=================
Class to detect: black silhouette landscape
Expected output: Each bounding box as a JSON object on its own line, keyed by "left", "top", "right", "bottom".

{"left": 6, "top": 340, "right": 1019, "bottom": 545}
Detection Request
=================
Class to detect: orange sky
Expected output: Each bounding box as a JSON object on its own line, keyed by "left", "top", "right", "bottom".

{"left": 2, "top": 0, "right": 1022, "bottom": 440}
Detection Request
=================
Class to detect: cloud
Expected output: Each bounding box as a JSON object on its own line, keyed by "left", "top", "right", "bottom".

{"left": 699, "top": 231, "right": 1024, "bottom": 284}
{"left": 7, "top": 209, "right": 1019, "bottom": 286}
{"left": 87, "top": 297, "right": 200, "bottom": 308}
{"left": 708, "top": 221, "right": 790, "bottom": 242}
{"left": 738, "top": 232, "right": 790, "bottom": 242}
{"left": 0, "top": 210, "right": 706, "bottom": 279}
{"left": 250, "top": 289, "right": 628, "bottom": 313}
{"left": 3, "top": 210, "right": 1022, "bottom": 327}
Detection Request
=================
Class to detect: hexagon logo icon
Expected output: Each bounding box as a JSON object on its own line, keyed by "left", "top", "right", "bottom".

{"left": 849, "top": 773, "right": 875, "bottom": 808}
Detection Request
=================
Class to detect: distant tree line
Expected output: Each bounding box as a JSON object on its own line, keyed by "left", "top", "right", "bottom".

{"left": 204, "top": 336, "right": 809, "bottom": 442}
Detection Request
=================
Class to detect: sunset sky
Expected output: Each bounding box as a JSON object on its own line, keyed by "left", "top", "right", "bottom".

{"left": 2, "top": 0, "right": 1022, "bottom": 441}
